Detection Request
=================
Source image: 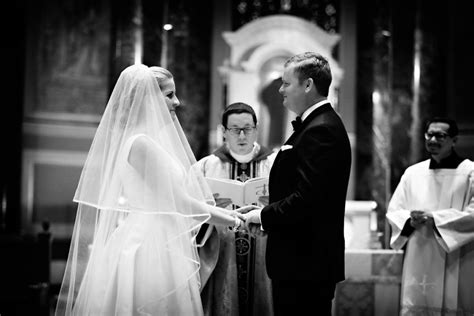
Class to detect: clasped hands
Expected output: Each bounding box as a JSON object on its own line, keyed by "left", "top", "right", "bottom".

{"left": 409, "top": 210, "right": 433, "bottom": 229}
{"left": 214, "top": 193, "right": 269, "bottom": 236}
{"left": 229, "top": 206, "right": 264, "bottom": 236}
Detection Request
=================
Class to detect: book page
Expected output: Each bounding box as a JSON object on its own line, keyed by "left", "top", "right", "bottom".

{"left": 206, "top": 177, "right": 268, "bottom": 206}
{"left": 243, "top": 177, "right": 269, "bottom": 205}
{"left": 206, "top": 177, "right": 246, "bottom": 206}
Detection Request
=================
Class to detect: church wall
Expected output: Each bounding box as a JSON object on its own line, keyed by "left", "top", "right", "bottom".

{"left": 354, "top": 0, "right": 474, "bottom": 247}
{"left": 209, "top": 0, "right": 232, "bottom": 149}
{"left": 155, "top": 0, "right": 212, "bottom": 160}
{"left": 18, "top": 0, "right": 212, "bottom": 231}
{"left": 447, "top": 0, "right": 474, "bottom": 160}
{"left": 10, "top": 0, "right": 213, "bottom": 295}
{"left": 3, "top": 1, "right": 26, "bottom": 233}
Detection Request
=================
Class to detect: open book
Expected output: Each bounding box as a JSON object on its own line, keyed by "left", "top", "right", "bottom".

{"left": 206, "top": 177, "right": 269, "bottom": 206}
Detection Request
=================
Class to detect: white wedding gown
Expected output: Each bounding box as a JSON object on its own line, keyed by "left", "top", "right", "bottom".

{"left": 70, "top": 135, "right": 205, "bottom": 315}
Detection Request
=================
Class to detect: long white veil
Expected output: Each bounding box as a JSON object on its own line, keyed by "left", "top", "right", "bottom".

{"left": 55, "top": 64, "right": 213, "bottom": 315}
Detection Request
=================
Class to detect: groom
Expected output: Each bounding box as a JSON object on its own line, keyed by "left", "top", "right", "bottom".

{"left": 242, "top": 52, "right": 351, "bottom": 315}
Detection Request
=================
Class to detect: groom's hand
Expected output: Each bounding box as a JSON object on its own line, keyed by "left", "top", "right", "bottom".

{"left": 243, "top": 208, "right": 261, "bottom": 227}
{"left": 247, "top": 223, "right": 266, "bottom": 237}
{"left": 242, "top": 208, "right": 264, "bottom": 237}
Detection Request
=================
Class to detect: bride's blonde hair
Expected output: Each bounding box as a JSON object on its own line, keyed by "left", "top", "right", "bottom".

{"left": 149, "top": 66, "right": 173, "bottom": 88}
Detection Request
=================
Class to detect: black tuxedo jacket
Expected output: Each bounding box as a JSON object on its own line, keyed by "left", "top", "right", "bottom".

{"left": 261, "top": 103, "right": 351, "bottom": 285}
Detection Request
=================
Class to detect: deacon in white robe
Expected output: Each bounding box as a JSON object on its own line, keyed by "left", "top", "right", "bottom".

{"left": 386, "top": 118, "right": 474, "bottom": 315}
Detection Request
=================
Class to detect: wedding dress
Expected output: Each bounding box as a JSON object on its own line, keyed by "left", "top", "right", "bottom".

{"left": 72, "top": 135, "right": 205, "bottom": 315}
{"left": 55, "top": 65, "right": 213, "bottom": 315}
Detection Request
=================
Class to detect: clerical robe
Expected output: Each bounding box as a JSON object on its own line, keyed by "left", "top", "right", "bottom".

{"left": 195, "top": 143, "right": 276, "bottom": 316}
{"left": 386, "top": 159, "right": 474, "bottom": 315}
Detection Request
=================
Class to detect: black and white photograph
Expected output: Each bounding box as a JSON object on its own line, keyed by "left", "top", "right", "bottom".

{"left": 2, "top": 0, "right": 474, "bottom": 315}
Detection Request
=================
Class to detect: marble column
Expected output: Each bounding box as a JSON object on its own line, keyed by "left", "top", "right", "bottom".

{"left": 389, "top": 0, "right": 416, "bottom": 191}
{"left": 390, "top": 0, "right": 448, "bottom": 194}
{"left": 370, "top": 0, "right": 393, "bottom": 247}
{"left": 3, "top": 2, "right": 26, "bottom": 233}
{"left": 411, "top": 0, "right": 447, "bottom": 160}
{"left": 110, "top": 0, "right": 212, "bottom": 159}
{"left": 109, "top": 0, "right": 140, "bottom": 88}
{"left": 355, "top": 0, "right": 395, "bottom": 244}
{"left": 164, "top": 0, "right": 212, "bottom": 159}
{"left": 355, "top": 0, "right": 451, "bottom": 247}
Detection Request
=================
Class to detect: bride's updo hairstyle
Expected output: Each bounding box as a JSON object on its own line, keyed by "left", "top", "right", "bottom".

{"left": 149, "top": 66, "right": 173, "bottom": 88}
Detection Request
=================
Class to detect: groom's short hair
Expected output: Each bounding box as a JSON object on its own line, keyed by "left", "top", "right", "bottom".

{"left": 222, "top": 102, "right": 257, "bottom": 127}
{"left": 285, "top": 52, "right": 332, "bottom": 97}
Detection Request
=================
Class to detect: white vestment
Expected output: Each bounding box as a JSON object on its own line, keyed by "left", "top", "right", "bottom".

{"left": 386, "top": 159, "right": 474, "bottom": 315}
{"left": 194, "top": 144, "right": 276, "bottom": 316}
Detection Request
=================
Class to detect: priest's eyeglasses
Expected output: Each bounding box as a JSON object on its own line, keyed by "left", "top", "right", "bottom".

{"left": 424, "top": 132, "right": 449, "bottom": 141}
{"left": 226, "top": 126, "right": 256, "bottom": 136}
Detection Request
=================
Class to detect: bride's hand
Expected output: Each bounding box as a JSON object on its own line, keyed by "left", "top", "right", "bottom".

{"left": 235, "top": 204, "right": 260, "bottom": 215}
{"left": 228, "top": 210, "right": 246, "bottom": 221}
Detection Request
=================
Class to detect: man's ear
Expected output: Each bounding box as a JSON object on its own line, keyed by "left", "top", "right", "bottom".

{"left": 219, "top": 124, "right": 226, "bottom": 138}
{"left": 305, "top": 78, "right": 314, "bottom": 93}
{"left": 452, "top": 135, "right": 458, "bottom": 144}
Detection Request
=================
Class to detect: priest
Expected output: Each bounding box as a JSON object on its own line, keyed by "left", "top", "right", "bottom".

{"left": 195, "top": 102, "right": 276, "bottom": 316}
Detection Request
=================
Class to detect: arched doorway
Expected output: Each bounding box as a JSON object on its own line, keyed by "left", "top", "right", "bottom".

{"left": 219, "top": 14, "right": 342, "bottom": 147}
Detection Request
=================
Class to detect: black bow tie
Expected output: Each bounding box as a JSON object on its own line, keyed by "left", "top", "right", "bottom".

{"left": 291, "top": 116, "right": 303, "bottom": 132}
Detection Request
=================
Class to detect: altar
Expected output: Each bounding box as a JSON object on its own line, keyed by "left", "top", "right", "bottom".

{"left": 333, "top": 249, "right": 403, "bottom": 315}
{"left": 332, "top": 201, "right": 404, "bottom": 316}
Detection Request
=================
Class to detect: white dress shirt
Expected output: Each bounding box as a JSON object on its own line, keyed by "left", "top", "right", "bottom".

{"left": 301, "top": 99, "right": 330, "bottom": 122}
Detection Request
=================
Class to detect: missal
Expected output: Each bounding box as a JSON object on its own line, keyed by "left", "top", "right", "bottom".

{"left": 206, "top": 177, "right": 269, "bottom": 206}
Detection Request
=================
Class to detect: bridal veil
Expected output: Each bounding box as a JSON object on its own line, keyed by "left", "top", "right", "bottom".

{"left": 55, "top": 64, "right": 213, "bottom": 315}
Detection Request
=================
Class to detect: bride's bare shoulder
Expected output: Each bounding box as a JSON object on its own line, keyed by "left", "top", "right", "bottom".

{"left": 128, "top": 135, "right": 167, "bottom": 166}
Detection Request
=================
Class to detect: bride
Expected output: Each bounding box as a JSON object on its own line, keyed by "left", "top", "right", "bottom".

{"left": 55, "top": 64, "right": 253, "bottom": 315}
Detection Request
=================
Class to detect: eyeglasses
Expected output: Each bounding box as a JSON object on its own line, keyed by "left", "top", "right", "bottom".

{"left": 225, "top": 126, "right": 256, "bottom": 136}
{"left": 424, "top": 132, "right": 450, "bottom": 141}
